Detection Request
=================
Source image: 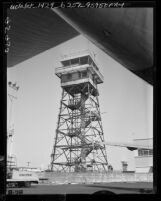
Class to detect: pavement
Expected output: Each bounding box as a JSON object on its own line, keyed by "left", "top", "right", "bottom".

{"left": 6, "top": 182, "right": 153, "bottom": 195}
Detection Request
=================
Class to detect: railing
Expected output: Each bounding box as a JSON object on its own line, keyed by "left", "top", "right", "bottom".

{"left": 55, "top": 64, "right": 89, "bottom": 74}
{"left": 55, "top": 63, "right": 104, "bottom": 82}
{"left": 60, "top": 50, "right": 94, "bottom": 61}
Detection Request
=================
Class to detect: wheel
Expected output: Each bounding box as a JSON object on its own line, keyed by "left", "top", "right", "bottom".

{"left": 7, "top": 182, "right": 14, "bottom": 188}
{"left": 92, "top": 190, "right": 116, "bottom": 195}
{"left": 25, "top": 182, "right": 31, "bottom": 187}
{"left": 18, "top": 182, "right": 24, "bottom": 188}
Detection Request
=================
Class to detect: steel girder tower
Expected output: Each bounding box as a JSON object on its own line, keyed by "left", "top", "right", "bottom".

{"left": 50, "top": 50, "right": 108, "bottom": 172}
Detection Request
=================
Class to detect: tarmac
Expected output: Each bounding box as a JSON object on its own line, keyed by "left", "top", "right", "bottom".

{"left": 6, "top": 182, "right": 153, "bottom": 195}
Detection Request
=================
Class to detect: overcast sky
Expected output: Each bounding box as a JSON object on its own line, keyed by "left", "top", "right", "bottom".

{"left": 7, "top": 35, "right": 153, "bottom": 170}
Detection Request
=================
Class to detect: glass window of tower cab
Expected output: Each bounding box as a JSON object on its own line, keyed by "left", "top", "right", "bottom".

{"left": 56, "top": 51, "right": 104, "bottom": 97}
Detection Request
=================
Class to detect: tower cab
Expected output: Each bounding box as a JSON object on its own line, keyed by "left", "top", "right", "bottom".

{"left": 55, "top": 50, "right": 104, "bottom": 96}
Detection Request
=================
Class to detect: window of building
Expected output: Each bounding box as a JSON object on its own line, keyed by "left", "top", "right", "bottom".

{"left": 62, "top": 60, "right": 70, "bottom": 67}
{"left": 82, "top": 71, "right": 87, "bottom": 78}
{"left": 149, "top": 150, "right": 153, "bottom": 155}
{"left": 67, "top": 74, "right": 72, "bottom": 80}
{"left": 88, "top": 56, "right": 92, "bottom": 65}
{"left": 138, "top": 149, "right": 153, "bottom": 156}
{"left": 71, "top": 58, "right": 79, "bottom": 66}
{"left": 80, "top": 56, "right": 88, "bottom": 65}
{"left": 78, "top": 72, "right": 81, "bottom": 78}
{"left": 143, "top": 150, "right": 149, "bottom": 156}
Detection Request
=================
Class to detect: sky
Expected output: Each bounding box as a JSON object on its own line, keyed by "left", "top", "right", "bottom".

{"left": 7, "top": 35, "right": 153, "bottom": 171}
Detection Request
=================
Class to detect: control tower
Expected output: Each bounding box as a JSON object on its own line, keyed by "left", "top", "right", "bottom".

{"left": 50, "top": 50, "right": 108, "bottom": 172}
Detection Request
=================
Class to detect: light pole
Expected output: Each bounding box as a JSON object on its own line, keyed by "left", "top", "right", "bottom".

{"left": 7, "top": 81, "right": 19, "bottom": 164}
{"left": 27, "top": 161, "right": 31, "bottom": 167}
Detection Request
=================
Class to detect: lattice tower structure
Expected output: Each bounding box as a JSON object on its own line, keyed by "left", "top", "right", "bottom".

{"left": 50, "top": 50, "right": 108, "bottom": 172}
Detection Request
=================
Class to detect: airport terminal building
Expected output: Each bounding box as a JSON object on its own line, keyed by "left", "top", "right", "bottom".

{"left": 134, "top": 138, "right": 153, "bottom": 173}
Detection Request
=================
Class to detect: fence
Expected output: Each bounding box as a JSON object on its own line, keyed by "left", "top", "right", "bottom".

{"left": 38, "top": 172, "right": 153, "bottom": 184}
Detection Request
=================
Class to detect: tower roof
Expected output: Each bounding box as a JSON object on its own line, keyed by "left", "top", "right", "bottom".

{"left": 60, "top": 50, "right": 95, "bottom": 63}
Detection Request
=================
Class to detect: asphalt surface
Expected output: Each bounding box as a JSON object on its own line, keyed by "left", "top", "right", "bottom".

{"left": 6, "top": 182, "right": 153, "bottom": 195}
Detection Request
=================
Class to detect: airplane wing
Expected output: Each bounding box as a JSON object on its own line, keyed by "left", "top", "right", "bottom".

{"left": 100, "top": 141, "right": 153, "bottom": 151}
{"left": 7, "top": 9, "right": 79, "bottom": 67}
{"left": 53, "top": 8, "right": 154, "bottom": 85}
{"left": 7, "top": 8, "right": 154, "bottom": 85}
